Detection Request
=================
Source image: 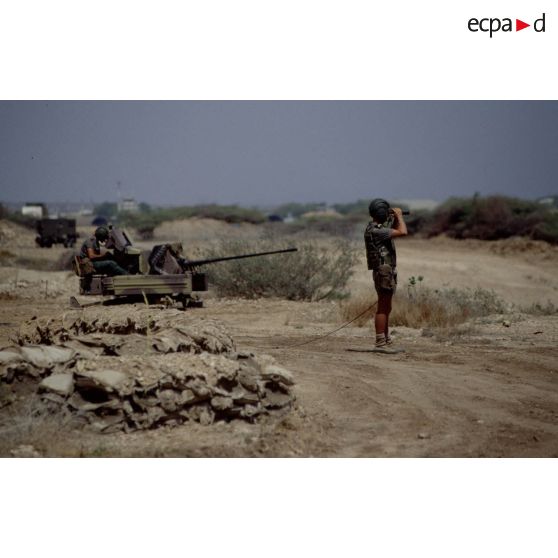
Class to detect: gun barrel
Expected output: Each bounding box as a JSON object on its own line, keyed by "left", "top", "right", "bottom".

{"left": 183, "top": 247, "right": 298, "bottom": 268}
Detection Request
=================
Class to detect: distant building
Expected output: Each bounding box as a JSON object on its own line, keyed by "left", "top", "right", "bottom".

{"left": 118, "top": 198, "right": 139, "bottom": 213}
{"left": 301, "top": 209, "right": 342, "bottom": 219}
{"left": 392, "top": 199, "right": 440, "bottom": 211}
{"left": 22, "top": 203, "right": 48, "bottom": 219}
{"left": 538, "top": 197, "right": 556, "bottom": 206}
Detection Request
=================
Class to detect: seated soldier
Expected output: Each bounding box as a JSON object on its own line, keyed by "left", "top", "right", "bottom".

{"left": 79, "top": 226, "right": 128, "bottom": 276}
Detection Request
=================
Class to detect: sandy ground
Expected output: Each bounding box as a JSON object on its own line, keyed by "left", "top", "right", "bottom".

{"left": 1, "top": 220, "right": 557, "bottom": 457}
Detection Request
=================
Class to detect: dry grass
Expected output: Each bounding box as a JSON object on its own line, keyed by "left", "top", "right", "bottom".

{"left": 340, "top": 281, "right": 508, "bottom": 329}
{"left": 0, "top": 249, "right": 16, "bottom": 264}
{"left": 0, "top": 395, "right": 80, "bottom": 457}
{"left": 520, "top": 301, "right": 558, "bottom": 316}
{"left": 0, "top": 291, "right": 20, "bottom": 301}
{"left": 338, "top": 291, "right": 377, "bottom": 326}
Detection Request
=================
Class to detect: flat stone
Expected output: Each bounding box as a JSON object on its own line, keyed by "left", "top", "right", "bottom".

{"left": 238, "top": 369, "right": 260, "bottom": 392}
{"left": 230, "top": 388, "right": 260, "bottom": 405}
{"left": 20, "top": 346, "right": 74, "bottom": 368}
{"left": 241, "top": 404, "right": 262, "bottom": 418}
{"left": 151, "top": 330, "right": 195, "bottom": 354}
{"left": 157, "top": 389, "right": 180, "bottom": 412}
{"left": 261, "top": 365, "right": 295, "bottom": 386}
{"left": 75, "top": 369, "right": 134, "bottom": 396}
{"left": 122, "top": 400, "right": 134, "bottom": 416}
{"left": 263, "top": 391, "right": 294, "bottom": 409}
{"left": 236, "top": 351, "right": 254, "bottom": 359}
{"left": 186, "top": 404, "right": 215, "bottom": 425}
{"left": 0, "top": 350, "right": 22, "bottom": 365}
{"left": 186, "top": 378, "right": 211, "bottom": 399}
{"left": 132, "top": 394, "right": 160, "bottom": 409}
{"left": 39, "top": 373, "right": 74, "bottom": 397}
{"left": 210, "top": 395, "right": 234, "bottom": 411}
{"left": 41, "top": 393, "right": 66, "bottom": 405}
{"left": 180, "top": 388, "right": 198, "bottom": 405}
{"left": 89, "top": 412, "right": 126, "bottom": 433}
{"left": 68, "top": 392, "right": 121, "bottom": 413}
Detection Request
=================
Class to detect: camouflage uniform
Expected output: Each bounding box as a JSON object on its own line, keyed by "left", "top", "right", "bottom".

{"left": 79, "top": 236, "right": 127, "bottom": 276}
{"left": 364, "top": 222, "right": 397, "bottom": 294}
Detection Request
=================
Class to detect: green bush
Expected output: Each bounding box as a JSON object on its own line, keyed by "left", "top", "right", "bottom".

{"left": 532, "top": 212, "right": 558, "bottom": 243}
{"left": 427, "top": 195, "right": 556, "bottom": 242}
{"left": 202, "top": 239, "right": 358, "bottom": 301}
{"left": 93, "top": 202, "right": 118, "bottom": 218}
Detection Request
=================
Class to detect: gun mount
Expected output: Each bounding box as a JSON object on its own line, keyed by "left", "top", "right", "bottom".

{"left": 74, "top": 226, "right": 297, "bottom": 309}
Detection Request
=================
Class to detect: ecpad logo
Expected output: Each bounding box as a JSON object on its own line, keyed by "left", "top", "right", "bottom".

{"left": 468, "top": 13, "right": 546, "bottom": 37}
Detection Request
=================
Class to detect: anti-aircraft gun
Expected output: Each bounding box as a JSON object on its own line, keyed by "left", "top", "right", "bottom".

{"left": 74, "top": 226, "right": 297, "bottom": 308}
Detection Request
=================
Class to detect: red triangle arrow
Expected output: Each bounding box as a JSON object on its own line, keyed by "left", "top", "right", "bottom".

{"left": 516, "top": 19, "right": 530, "bottom": 31}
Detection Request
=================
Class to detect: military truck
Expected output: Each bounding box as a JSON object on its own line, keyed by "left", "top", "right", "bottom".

{"left": 73, "top": 226, "right": 296, "bottom": 308}
{"left": 36, "top": 218, "right": 78, "bottom": 248}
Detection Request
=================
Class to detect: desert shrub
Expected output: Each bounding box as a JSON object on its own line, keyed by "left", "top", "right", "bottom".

{"left": 0, "top": 249, "right": 16, "bottom": 264}
{"left": 340, "top": 277, "right": 507, "bottom": 329}
{"left": 119, "top": 214, "right": 160, "bottom": 240}
{"left": 426, "top": 195, "right": 556, "bottom": 242}
{"left": 532, "top": 212, "right": 558, "bottom": 244}
{"left": 202, "top": 239, "right": 358, "bottom": 300}
{"left": 93, "top": 202, "right": 118, "bottom": 218}
{"left": 521, "top": 301, "right": 558, "bottom": 315}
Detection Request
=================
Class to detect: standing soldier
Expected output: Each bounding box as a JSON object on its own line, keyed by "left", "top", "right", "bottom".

{"left": 364, "top": 199, "right": 408, "bottom": 352}
{"left": 79, "top": 226, "right": 128, "bottom": 276}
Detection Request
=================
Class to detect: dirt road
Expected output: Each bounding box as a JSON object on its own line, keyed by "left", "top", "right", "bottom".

{"left": 209, "top": 300, "right": 558, "bottom": 457}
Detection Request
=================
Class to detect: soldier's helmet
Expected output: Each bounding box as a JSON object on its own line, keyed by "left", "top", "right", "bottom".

{"left": 368, "top": 199, "right": 390, "bottom": 223}
{"left": 94, "top": 226, "right": 109, "bottom": 242}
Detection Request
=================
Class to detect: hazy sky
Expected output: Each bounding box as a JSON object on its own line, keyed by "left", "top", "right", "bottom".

{"left": 0, "top": 101, "right": 556, "bottom": 206}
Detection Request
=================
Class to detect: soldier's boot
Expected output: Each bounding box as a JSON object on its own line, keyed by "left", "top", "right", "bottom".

{"left": 374, "top": 334, "right": 399, "bottom": 354}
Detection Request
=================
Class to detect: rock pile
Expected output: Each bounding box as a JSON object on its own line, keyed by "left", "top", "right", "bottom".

{"left": 1, "top": 307, "right": 295, "bottom": 433}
